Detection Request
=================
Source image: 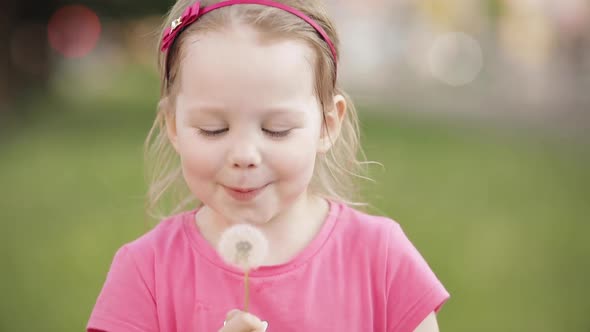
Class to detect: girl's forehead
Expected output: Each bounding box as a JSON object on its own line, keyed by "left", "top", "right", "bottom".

{"left": 176, "top": 27, "right": 316, "bottom": 105}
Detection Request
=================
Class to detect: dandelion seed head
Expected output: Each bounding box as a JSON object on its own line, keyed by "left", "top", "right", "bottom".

{"left": 218, "top": 224, "right": 269, "bottom": 271}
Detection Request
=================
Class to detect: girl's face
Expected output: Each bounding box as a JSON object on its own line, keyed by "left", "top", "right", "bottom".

{"left": 167, "top": 26, "right": 326, "bottom": 225}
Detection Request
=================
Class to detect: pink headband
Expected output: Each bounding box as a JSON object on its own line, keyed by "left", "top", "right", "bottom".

{"left": 161, "top": 0, "right": 338, "bottom": 75}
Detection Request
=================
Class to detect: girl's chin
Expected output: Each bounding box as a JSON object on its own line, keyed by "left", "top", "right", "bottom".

{"left": 221, "top": 207, "right": 275, "bottom": 225}
{"left": 232, "top": 214, "right": 273, "bottom": 226}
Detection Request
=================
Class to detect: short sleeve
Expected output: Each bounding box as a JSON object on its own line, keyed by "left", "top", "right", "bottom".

{"left": 87, "top": 245, "right": 158, "bottom": 332}
{"left": 386, "top": 223, "right": 450, "bottom": 332}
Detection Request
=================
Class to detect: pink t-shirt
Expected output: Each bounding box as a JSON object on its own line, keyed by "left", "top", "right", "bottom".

{"left": 87, "top": 200, "right": 449, "bottom": 332}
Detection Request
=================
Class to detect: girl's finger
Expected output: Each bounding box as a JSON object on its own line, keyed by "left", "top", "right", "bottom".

{"left": 221, "top": 310, "right": 267, "bottom": 332}
{"left": 224, "top": 309, "right": 242, "bottom": 323}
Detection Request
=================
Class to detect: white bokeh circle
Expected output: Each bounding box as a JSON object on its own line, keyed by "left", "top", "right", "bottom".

{"left": 429, "top": 32, "right": 484, "bottom": 86}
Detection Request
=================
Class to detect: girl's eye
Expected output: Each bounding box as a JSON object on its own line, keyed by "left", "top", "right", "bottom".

{"left": 198, "top": 128, "right": 228, "bottom": 137}
{"left": 263, "top": 129, "right": 291, "bottom": 138}
{"left": 197, "top": 128, "right": 291, "bottom": 138}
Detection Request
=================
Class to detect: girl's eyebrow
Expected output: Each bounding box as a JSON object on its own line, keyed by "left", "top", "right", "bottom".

{"left": 187, "top": 105, "right": 225, "bottom": 115}
{"left": 264, "top": 109, "right": 306, "bottom": 119}
{"left": 188, "top": 105, "right": 306, "bottom": 117}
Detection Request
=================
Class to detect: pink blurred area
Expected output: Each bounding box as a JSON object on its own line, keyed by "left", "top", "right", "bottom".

{"left": 47, "top": 5, "right": 101, "bottom": 58}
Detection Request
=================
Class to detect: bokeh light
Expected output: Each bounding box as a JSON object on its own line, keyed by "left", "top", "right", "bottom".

{"left": 47, "top": 5, "right": 101, "bottom": 58}
{"left": 428, "top": 32, "right": 483, "bottom": 86}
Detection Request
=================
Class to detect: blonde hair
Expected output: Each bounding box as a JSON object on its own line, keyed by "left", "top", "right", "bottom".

{"left": 144, "top": 0, "right": 374, "bottom": 220}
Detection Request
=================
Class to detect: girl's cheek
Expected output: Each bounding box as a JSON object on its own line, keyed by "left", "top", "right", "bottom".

{"left": 269, "top": 140, "right": 317, "bottom": 173}
{"left": 177, "top": 137, "right": 225, "bottom": 172}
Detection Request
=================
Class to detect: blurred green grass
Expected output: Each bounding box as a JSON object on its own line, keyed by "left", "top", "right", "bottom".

{"left": 1, "top": 65, "right": 589, "bottom": 332}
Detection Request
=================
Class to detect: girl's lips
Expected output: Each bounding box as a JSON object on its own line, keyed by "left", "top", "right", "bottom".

{"left": 224, "top": 184, "right": 268, "bottom": 201}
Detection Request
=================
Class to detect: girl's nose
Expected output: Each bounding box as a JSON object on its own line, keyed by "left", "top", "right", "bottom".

{"left": 227, "top": 140, "right": 262, "bottom": 169}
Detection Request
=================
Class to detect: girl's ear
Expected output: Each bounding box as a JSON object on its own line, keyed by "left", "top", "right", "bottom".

{"left": 161, "top": 97, "right": 180, "bottom": 153}
{"left": 318, "top": 94, "right": 346, "bottom": 153}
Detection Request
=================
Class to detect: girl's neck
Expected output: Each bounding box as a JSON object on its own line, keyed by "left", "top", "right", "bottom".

{"left": 195, "top": 193, "right": 330, "bottom": 266}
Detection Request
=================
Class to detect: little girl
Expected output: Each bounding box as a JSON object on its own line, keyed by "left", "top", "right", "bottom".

{"left": 87, "top": 0, "right": 449, "bottom": 331}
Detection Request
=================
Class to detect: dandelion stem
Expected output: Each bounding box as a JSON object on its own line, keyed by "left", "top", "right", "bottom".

{"left": 244, "top": 270, "right": 250, "bottom": 312}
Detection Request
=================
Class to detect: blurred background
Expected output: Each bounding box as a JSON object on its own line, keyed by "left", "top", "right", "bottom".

{"left": 1, "top": 0, "right": 589, "bottom": 331}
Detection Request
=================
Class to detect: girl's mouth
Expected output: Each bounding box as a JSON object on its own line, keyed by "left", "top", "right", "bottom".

{"left": 223, "top": 184, "right": 269, "bottom": 201}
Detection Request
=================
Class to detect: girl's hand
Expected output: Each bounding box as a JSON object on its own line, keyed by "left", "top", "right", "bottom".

{"left": 219, "top": 309, "right": 269, "bottom": 332}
